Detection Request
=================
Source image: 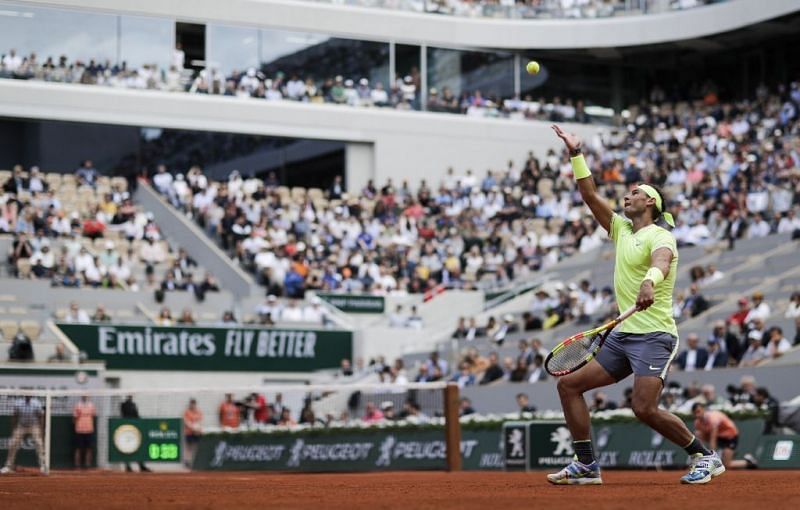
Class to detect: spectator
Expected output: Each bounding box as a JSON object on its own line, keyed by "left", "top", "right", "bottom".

{"left": 739, "top": 331, "right": 767, "bottom": 367}
{"left": 765, "top": 327, "right": 791, "bottom": 360}
{"left": 380, "top": 401, "right": 396, "bottom": 421}
{"left": 459, "top": 397, "right": 476, "bottom": 416}
{"left": 75, "top": 160, "right": 98, "bottom": 187}
{"left": 302, "top": 297, "right": 328, "bottom": 324}
{"left": 425, "top": 351, "right": 448, "bottom": 376}
{"left": 47, "top": 342, "right": 71, "bottom": 362}
{"left": 156, "top": 307, "right": 174, "bottom": 326}
{"left": 516, "top": 393, "right": 537, "bottom": 417}
{"left": 407, "top": 305, "right": 424, "bottom": 329}
{"left": 752, "top": 388, "right": 780, "bottom": 434}
{"left": 590, "top": 391, "right": 618, "bottom": 412}
{"left": 281, "top": 300, "right": 304, "bottom": 322}
{"left": 676, "top": 333, "right": 708, "bottom": 371}
{"left": 277, "top": 408, "right": 297, "bottom": 426}
{"left": 219, "top": 393, "right": 240, "bottom": 429}
{"left": 91, "top": 305, "right": 111, "bottom": 323}
{"left": 120, "top": 396, "right": 151, "bottom": 472}
{"left": 682, "top": 283, "right": 710, "bottom": 318}
{"left": 73, "top": 395, "right": 96, "bottom": 469}
{"left": 479, "top": 352, "right": 504, "bottom": 385}
{"left": 183, "top": 399, "right": 202, "bottom": 468}
{"left": 785, "top": 292, "right": 800, "bottom": 319}
{"left": 339, "top": 358, "right": 354, "bottom": 378}
{"left": 177, "top": 309, "right": 196, "bottom": 325}
{"left": 728, "top": 298, "right": 751, "bottom": 330}
{"left": 220, "top": 310, "right": 237, "bottom": 324}
{"left": 492, "top": 314, "right": 519, "bottom": 345}
{"left": 509, "top": 358, "right": 529, "bottom": 382}
{"left": 362, "top": 402, "right": 384, "bottom": 423}
{"left": 0, "top": 395, "right": 46, "bottom": 474}
{"left": 709, "top": 320, "right": 742, "bottom": 364}
{"left": 8, "top": 330, "right": 34, "bottom": 361}
{"left": 744, "top": 291, "right": 771, "bottom": 326}
{"left": 451, "top": 363, "right": 476, "bottom": 388}
{"left": 703, "top": 338, "right": 729, "bottom": 370}
{"left": 527, "top": 354, "right": 547, "bottom": 383}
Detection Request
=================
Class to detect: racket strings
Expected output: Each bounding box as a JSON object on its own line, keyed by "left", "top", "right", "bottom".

{"left": 546, "top": 333, "right": 602, "bottom": 374}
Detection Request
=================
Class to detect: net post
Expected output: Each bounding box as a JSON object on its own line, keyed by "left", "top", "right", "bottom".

{"left": 44, "top": 391, "right": 52, "bottom": 473}
{"left": 444, "top": 382, "right": 462, "bottom": 472}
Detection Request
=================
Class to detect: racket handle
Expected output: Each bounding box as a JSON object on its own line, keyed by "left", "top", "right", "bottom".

{"left": 616, "top": 305, "right": 638, "bottom": 323}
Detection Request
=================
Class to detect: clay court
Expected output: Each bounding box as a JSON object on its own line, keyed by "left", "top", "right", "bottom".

{"left": 1, "top": 470, "right": 798, "bottom": 509}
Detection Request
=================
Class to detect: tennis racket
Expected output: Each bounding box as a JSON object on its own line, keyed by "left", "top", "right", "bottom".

{"left": 544, "top": 305, "right": 637, "bottom": 377}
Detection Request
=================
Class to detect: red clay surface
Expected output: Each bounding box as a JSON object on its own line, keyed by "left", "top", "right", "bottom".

{"left": 1, "top": 470, "right": 798, "bottom": 509}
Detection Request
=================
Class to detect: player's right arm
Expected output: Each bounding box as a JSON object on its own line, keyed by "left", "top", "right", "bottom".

{"left": 551, "top": 124, "right": 613, "bottom": 232}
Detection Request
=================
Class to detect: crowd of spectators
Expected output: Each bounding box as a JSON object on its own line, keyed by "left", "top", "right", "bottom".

{"left": 143, "top": 78, "right": 800, "bottom": 301}
{"left": 0, "top": 47, "right": 592, "bottom": 123}
{"left": 2, "top": 162, "right": 222, "bottom": 301}
{"left": 324, "top": 0, "right": 717, "bottom": 20}
{"left": 676, "top": 290, "right": 800, "bottom": 370}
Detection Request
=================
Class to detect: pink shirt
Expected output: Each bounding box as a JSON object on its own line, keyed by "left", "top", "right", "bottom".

{"left": 73, "top": 401, "right": 96, "bottom": 434}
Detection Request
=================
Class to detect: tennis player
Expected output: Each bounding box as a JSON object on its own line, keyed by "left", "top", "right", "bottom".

{"left": 546, "top": 125, "right": 724, "bottom": 485}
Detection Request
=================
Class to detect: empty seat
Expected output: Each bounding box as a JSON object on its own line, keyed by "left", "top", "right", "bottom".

{"left": 0, "top": 320, "right": 18, "bottom": 341}
{"left": 19, "top": 320, "right": 41, "bottom": 341}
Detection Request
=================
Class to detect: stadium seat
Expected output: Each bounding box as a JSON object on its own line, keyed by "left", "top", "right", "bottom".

{"left": 0, "top": 320, "right": 18, "bottom": 341}
{"left": 15, "top": 259, "right": 32, "bottom": 279}
{"left": 19, "top": 320, "right": 41, "bottom": 341}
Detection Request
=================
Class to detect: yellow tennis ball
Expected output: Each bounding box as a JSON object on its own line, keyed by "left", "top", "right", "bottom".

{"left": 526, "top": 61, "right": 540, "bottom": 75}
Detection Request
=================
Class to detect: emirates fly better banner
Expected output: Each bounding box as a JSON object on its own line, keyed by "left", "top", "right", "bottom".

{"left": 55, "top": 323, "right": 352, "bottom": 372}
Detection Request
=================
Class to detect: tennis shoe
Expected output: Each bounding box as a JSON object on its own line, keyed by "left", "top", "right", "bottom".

{"left": 546, "top": 457, "right": 602, "bottom": 485}
{"left": 680, "top": 453, "right": 725, "bottom": 484}
{"left": 0, "top": 466, "right": 11, "bottom": 474}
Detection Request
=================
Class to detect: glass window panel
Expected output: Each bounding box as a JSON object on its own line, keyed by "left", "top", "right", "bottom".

{"left": 207, "top": 24, "right": 259, "bottom": 75}
{"left": 427, "top": 48, "right": 514, "bottom": 111}
{"left": 119, "top": 15, "right": 173, "bottom": 70}
{"left": 260, "top": 28, "right": 390, "bottom": 99}
{"left": 0, "top": 1, "right": 116, "bottom": 64}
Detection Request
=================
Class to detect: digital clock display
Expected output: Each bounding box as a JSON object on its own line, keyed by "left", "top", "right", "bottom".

{"left": 109, "top": 418, "right": 182, "bottom": 463}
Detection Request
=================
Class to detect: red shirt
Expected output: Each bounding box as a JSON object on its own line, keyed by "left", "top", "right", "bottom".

{"left": 253, "top": 395, "right": 269, "bottom": 423}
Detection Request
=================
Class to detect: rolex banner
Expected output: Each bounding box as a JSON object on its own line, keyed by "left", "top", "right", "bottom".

{"left": 520, "top": 419, "right": 764, "bottom": 469}
{"left": 55, "top": 323, "right": 352, "bottom": 372}
{"left": 192, "top": 428, "right": 504, "bottom": 472}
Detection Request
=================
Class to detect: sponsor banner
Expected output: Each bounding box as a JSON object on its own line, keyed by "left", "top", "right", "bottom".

{"left": 109, "top": 418, "right": 182, "bottom": 463}
{"left": 502, "top": 422, "right": 530, "bottom": 470}
{"left": 317, "top": 293, "right": 385, "bottom": 314}
{"left": 193, "top": 428, "right": 502, "bottom": 472}
{"left": 756, "top": 436, "right": 800, "bottom": 468}
{"left": 0, "top": 416, "right": 93, "bottom": 469}
{"left": 525, "top": 419, "right": 765, "bottom": 469}
{"left": 55, "top": 323, "right": 352, "bottom": 372}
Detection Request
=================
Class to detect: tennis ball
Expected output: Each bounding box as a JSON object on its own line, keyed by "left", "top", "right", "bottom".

{"left": 526, "top": 61, "right": 540, "bottom": 75}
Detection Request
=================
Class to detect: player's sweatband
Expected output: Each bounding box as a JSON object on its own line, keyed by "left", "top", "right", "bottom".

{"left": 570, "top": 155, "right": 591, "bottom": 180}
{"left": 643, "top": 267, "right": 665, "bottom": 287}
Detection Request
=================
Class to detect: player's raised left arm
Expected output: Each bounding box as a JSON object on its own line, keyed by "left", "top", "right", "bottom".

{"left": 635, "top": 247, "right": 673, "bottom": 311}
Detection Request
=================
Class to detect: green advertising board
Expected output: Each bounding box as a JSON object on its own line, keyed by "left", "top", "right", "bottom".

{"left": 108, "top": 418, "right": 182, "bottom": 463}
{"left": 192, "top": 427, "right": 503, "bottom": 472}
{"left": 0, "top": 416, "right": 95, "bottom": 469}
{"left": 517, "top": 418, "right": 765, "bottom": 469}
{"left": 755, "top": 435, "right": 800, "bottom": 468}
{"left": 317, "top": 293, "right": 385, "bottom": 314}
{"left": 56, "top": 323, "right": 352, "bottom": 372}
